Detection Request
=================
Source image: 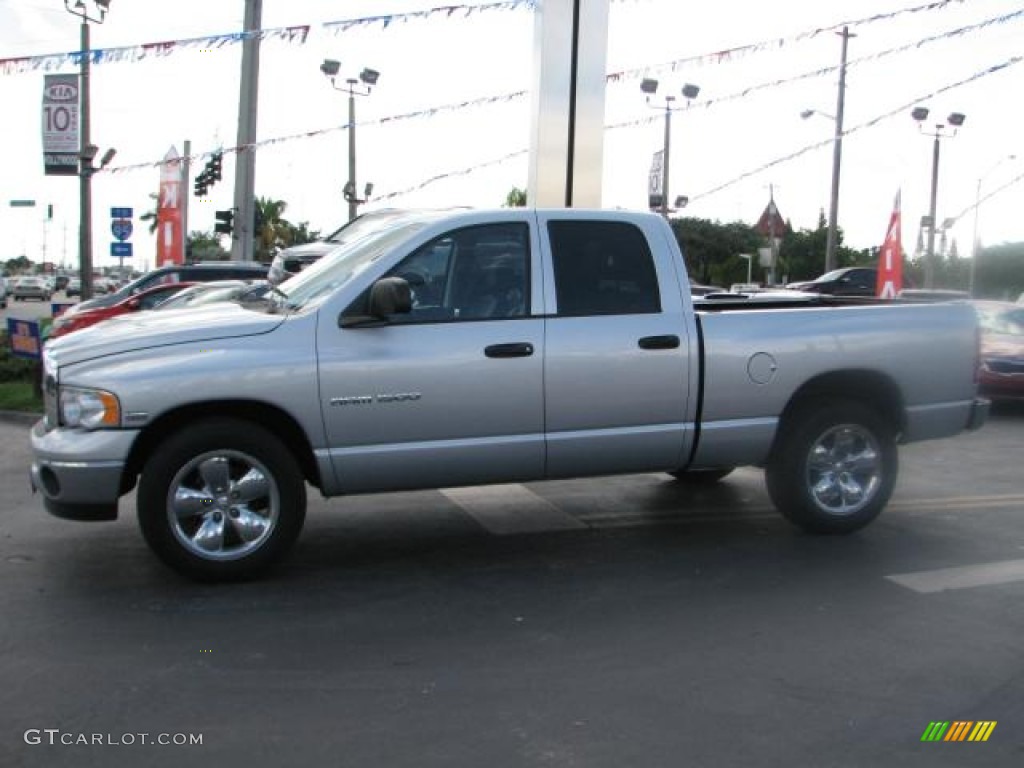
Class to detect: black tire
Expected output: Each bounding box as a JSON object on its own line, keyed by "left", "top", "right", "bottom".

{"left": 138, "top": 418, "right": 306, "bottom": 581}
{"left": 765, "top": 398, "right": 897, "bottom": 534}
{"left": 669, "top": 467, "right": 735, "bottom": 484}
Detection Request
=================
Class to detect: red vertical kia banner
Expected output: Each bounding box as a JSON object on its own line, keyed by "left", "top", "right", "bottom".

{"left": 876, "top": 190, "right": 903, "bottom": 298}
{"left": 156, "top": 146, "right": 184, "bottom": 266}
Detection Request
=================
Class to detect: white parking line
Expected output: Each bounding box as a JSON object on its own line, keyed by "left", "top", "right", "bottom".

{"left": 441, "top": 484, "right": 587, "bottom": 535}
{"left": 886, "top": 559, "right": 1024, "bottom": 593}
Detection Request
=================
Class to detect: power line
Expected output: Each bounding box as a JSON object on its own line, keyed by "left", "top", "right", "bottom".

{"left": 606, "top": 0, "right": 964, "bottom": 82}
{"left": 688, "top": 55, "right": 1023, "bottom": 204}
{"left": 372, "top": 53, "right": 1022, "bottom": 204}
{"left": 607, "top": 7, "right": 1024, "bottom": 127}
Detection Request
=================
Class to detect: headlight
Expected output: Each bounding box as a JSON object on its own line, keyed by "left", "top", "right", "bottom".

{"left": 59, "top": 386, "right": 121, "bottom": 429}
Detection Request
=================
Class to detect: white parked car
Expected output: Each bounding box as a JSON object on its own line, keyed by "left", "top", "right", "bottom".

{"left": 12, "top": 276, "right": 53, "bottom": 302}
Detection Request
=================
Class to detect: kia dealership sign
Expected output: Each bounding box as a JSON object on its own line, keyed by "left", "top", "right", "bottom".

{"left": 41, "top": 74, "right": 80, "bottom": 176}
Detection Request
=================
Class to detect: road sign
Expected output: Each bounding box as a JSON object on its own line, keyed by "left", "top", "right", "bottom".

{"left": 111, "top": 207, "right": 133, "bottom": 219}
{"left": 111, "top": 242, "right": 133, "bottom": 258}
{"left": 111, "top": 219, "right": 133, "bottom": 241}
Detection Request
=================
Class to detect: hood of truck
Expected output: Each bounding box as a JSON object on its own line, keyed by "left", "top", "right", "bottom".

{"left": 45, "top": 303, "right": 288, "bottom": 367}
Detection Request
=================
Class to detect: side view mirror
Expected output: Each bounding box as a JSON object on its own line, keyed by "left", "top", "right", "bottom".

{"left": 340, "top": 277, "right": 412, "bottom": 328}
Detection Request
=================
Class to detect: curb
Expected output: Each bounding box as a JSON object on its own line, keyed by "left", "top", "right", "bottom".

{"left": 0, "top": 410, "right": 41, "bottom": 426}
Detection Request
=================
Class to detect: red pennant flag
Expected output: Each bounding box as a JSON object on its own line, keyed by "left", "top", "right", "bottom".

{"left": 876, "top": 191, "right": 902, "bottom": 298}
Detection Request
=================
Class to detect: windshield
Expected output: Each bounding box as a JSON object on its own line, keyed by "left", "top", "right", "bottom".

{"left": 976, "top": 305, "right": 1024, "bottom": 336}
{"left": 323, "top": 210, "right": 409, "bottom": 244}
{"left": 277, "top": 220, "right": 428, "bottom": 311}
{"left": 814, "top": 268, "right": 849, "bottom": 283}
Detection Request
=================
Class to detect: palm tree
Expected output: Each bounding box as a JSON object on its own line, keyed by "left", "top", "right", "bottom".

{"left": 139, "top": 193, "right": 160, "bottom": 234}
{"left": 253, "top": 197, "right": 290, "bottom": 263}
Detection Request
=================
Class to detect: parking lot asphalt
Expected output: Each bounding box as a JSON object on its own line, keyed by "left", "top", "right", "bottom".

{"left": 1, "top": 404, "right": 1022, "bottom": 767}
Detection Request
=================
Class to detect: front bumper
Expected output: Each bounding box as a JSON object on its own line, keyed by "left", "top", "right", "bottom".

{"left": 967, "top": 397, "right": 990, "bottom": 431}
{"left": 29, "top": 419, "right": 139, "bottom": 521}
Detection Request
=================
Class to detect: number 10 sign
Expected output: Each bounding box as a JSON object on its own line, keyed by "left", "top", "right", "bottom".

{"left": 41, "top": 74, "right": 80, "bottom": 177}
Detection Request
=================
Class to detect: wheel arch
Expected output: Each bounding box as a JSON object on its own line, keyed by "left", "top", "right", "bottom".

{"left": 121, "top": 401, "right": 321, "bottom": 495}
{"left": 776, "top": 370, "right": 905, "bottom": 445}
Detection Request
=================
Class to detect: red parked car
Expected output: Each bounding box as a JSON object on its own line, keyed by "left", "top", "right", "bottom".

{"left": 974, "top": 300, "right": 1024, "bottom": 401}
{"left": 48, "top": 282, "right": 194, "bottom": 340}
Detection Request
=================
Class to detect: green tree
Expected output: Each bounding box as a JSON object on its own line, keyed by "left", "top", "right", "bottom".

{"left": 504, "top": 187, "right": 527, "bottom": 207}
{"left": 281, "top": 220, "right": 321, "bottom": 247}
{"left": 139, "top": 192, "right": 160, "bottom": 235}
{"left": 186, "top": 231, "right": 229, "bottom": 262}
{"left": 777, "top": 210, "right": 868, "bottom": 283}
{"left": 670, "top": 217, "right": 761, "bottom": 287}
{"left": 973, "top": 242, "right": 1024, "bottom": 300}
{"left": 4, "top": 255, "right": 33, "bottom": 274}
{"left": 252, "top": 197, "right": 286, "bottom": 263}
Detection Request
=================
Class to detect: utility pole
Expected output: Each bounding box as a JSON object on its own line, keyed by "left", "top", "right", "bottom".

{"left": 825, "top": 27, "right": 853, "bottom": 274}
{"left": 182, "top": 139, "right": 191, "bottom": 261}
{"left": 348, "top": 85, "right": 358, "bottom": 222}
{"left": 231, "top": 0, "right": 262, "bottom": 262}
{"left": 660, "top": 101, "right": 672, "bottom": 220}
{"left": 78, "top": 19, "right": 94, "bottom": 296}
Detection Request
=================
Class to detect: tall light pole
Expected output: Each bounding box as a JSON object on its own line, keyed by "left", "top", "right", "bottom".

{"left": 321, "top": 61, "right": 379, "bottom": 222}
{"left": 641, "top": 79, "right": 700, "bottom": 219}
{"left": 911, "top": 106, "right": 965, "bottom": 289}
{"left": 64, "top": 0, "right": 111, "bottom": 301}
{"left": 800, "top": 106, "right": 839, "bottom": 272}
{"left": 969, "top": 154, "right": 1015, "bottom": 297}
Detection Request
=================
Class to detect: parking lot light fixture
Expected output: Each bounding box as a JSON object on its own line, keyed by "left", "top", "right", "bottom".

{"left": 321, "top": 60, "right": 380, "bottom": 222}
{"left": 64, "top": 0, "right": 112, "bottom": 301}
{"left": 642, "top": 80, "right": 701, "bottom": 219}
{"left": 911, "top": 106, "right": 966, "bottom": 289}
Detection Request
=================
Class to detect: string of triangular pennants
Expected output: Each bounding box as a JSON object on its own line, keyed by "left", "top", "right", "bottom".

{"left": 382, "top": 53, "right": 1024, "bottom": 205}
{"left": 1, "top": 0, "right": 960, "bottom": 77}
{"left": 0, "top": 0, "right": 536, "bottom": 76}
{"left": 97, "top": 5, "right": 1017, "bottom": 177}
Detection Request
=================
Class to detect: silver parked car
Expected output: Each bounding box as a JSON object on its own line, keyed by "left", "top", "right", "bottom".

{"left": 12, "top": 276, "right": 53, "bottom": 302}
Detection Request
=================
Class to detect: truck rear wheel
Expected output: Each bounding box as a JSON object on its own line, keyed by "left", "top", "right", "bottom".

{"left": 765, "top": 398, "right": 896, "bottom": 534}
{"left": 138, "top": 419, "right": 306, "bottom": 581}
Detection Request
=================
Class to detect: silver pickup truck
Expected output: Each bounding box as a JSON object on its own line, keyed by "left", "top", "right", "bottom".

{"left": 30, "top": 209, "right": 988, "bottom": 580}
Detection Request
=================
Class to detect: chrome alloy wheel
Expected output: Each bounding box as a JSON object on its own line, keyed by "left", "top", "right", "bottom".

{"left": 166, "top": 450, "right": 280, "bottom": 561}
{"left": 805, "top": 423, "right": 882, "bottom": 517}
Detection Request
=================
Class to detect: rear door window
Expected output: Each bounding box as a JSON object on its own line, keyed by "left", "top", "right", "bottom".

{"left": 547, "top": 220, "right": 661, "bottom": 316}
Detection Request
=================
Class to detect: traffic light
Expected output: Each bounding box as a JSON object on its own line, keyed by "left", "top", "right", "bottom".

{"left": 209, "top": 151, "right": 223, "bottom": 182}
{"left": 214, "top": 209, "right": 234, "bottom": 235}
{"left": 194, "top": 171, "right": 208, "bottom": 198}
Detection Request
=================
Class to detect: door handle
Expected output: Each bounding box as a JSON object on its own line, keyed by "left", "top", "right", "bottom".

{"left": 485, "top": 343, "right": 534, "bottom": 358}
{"left": 638, "top": 335, "right": 680, "bottom": 350}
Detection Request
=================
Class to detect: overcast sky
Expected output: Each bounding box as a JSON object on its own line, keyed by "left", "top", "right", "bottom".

{"left": 1, "top": 0, "right": 1021, "bottom": 272}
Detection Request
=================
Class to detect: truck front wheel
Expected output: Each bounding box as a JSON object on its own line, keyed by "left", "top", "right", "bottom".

{"left": 138, "top": 419, "right": 307, "bottom": 581}
{"left": 765, "top": 398, "right": 896, "bottom": 534}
